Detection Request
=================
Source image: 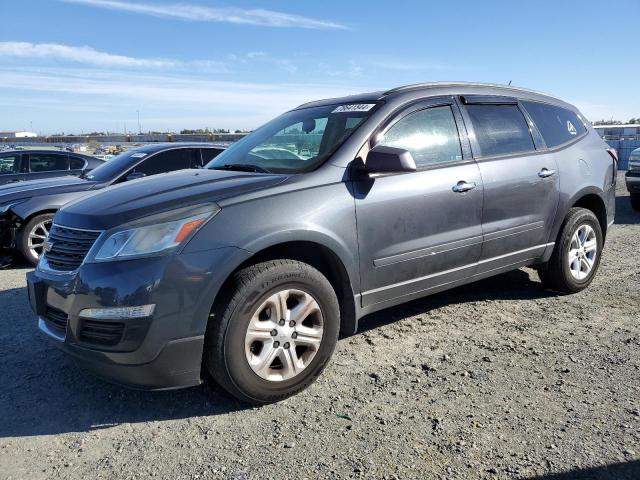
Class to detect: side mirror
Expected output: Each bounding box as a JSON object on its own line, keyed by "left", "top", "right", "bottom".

{"left": 126, "top": 171, "right": 146, "bottom": 181}
{"left": 363, "top": 145, "right": 416, "bottom": 174}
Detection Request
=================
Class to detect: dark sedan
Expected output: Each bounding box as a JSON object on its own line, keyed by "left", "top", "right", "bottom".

{"left": 0, "top": 143, "right": 225, "bottom": 265}
{"left": 0, "top": 150, "right": 103, "bottom": 186}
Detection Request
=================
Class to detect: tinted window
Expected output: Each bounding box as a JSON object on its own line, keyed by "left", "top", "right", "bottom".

{"left": 29, "top": 153, "right": 68, "bottom": 172}
{"left": 0, "top": 154, "right": 19, "bottom": 174}
{"left": 378, "top": 105, "right": 463, "bottom": 167}
{"left": 69, "top": 156, "right": 86, "bottom": 170}
{"left": 522, "top": 101, "right": 587, "bottom": 147}
{"left": 132, "top": 148, "right": 194, "bottom": 176}
{"left": 465, "top": 105, "right": 535, "bottom": 157}
{"left": 201, "top": 148, "right": 224, "bottom": 165}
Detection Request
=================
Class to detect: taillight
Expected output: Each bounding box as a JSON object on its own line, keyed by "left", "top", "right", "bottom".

{"left": 606, "top": 148, "right": 618, "bottom": 185}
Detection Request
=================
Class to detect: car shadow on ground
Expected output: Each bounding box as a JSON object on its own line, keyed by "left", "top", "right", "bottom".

{"left": 526, "top": 459, "right": 640, "bottom": 480}
{"left": 357, "top": 267, "right": 556, "bottom": 334}
{"left": 614, "top": 194, "right": 639, "bottom": 225}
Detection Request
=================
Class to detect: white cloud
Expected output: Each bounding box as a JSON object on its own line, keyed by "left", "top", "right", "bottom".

{"left": 0, "top": 66, "right": 368, "bottom": 131}
{"left": 62, "top": 0, "right": 346, "bottom": 30}
{"left": 0, "top": 41, "right": 228, "bottom": 72}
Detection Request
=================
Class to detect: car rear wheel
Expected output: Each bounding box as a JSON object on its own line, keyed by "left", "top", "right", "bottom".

{"left": 538, "top": 207, "right": 603, "bottom": 293}
{"left": 18, "top": 213, "right": 54, "bottom": 266}
{"left": 205, "top": 259, "right": 340, "bottom": 404}
{"left": 630, "top": 194, "right": 640, "bottom": 212}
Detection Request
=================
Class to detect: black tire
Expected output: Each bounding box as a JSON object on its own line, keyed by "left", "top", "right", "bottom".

{"left": 205, "top": 259, "right": 340, "bottom": 404}
{"left": 538, "top": 207, "right": 603, "bottom": 294}
{"left": 631, "top": 194, "right": 640, "bottom": 212}
{"left": 18, "top": 213, "right": 54, "bottom": 267}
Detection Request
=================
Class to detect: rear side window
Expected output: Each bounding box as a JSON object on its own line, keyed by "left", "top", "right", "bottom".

{"left": 0, "top": 154, "right": 20, "bottom": 174}
{"left": 29, "top": 153, "right": 68, "bottom": 172}
{"left": 378, "top": 105, "right": 463, "bottom": 167}
{"left": 521, "top": 101, "right": 586, "bottom": 147}
{"left": 465, "top": 105, "right": 535, "bottom": 157}
{"left": 133, "top": 148, "right": 195, "bottom": 176}
{"left": 69, "top": 156, "right": 86, "bottom": 170}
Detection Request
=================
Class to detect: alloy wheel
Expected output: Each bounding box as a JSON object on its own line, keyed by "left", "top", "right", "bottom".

{"left": 567, "top": 223, "right": 597, "bottom": 281}
{"left": 244, "top": 288, "right": 324, "bottom": 382}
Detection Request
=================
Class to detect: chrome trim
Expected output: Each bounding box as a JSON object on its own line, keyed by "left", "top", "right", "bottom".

{"left": 51, "top": 223, "right": 103, "bottom": 233}
{"left": 38, "top": 316, "right": 66, "bottom": 342}
{"left": 37, "top": 223, "right": 104, "bottom": 275}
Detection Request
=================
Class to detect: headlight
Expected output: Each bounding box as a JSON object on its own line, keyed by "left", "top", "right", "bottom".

{"left": 629, "top": 159, "right": 640, "bottom": 172}
{"left": 94, "top": 206, "right": 219, "bottom": 261}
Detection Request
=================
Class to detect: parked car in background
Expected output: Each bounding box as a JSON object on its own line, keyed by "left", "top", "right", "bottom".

{"left": 0, "top": 150, "right": 102, "bottom": 186}
{"left": 625, "top": 147, "right": 640, "bottom": 210}
{"left": 25, "top": 83, "right": 616, "bottom": 404}
{"left": 1, "top": 143, "right": 225, "bottom": 265}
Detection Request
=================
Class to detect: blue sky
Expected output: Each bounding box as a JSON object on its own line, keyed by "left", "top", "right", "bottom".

{"left": 1, "top": 0, "right": 639, "bottom": 134}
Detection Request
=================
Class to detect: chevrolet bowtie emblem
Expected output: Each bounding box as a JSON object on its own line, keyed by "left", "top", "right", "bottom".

{"left": 43, "top": 241, "right": 53, "bottom": 253}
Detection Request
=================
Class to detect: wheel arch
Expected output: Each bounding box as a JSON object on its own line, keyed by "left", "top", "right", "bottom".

{"left": 569, "top": 190, "right": 608, "bottom": 239}
{"left": 211, "top": 239, "right": 359, "bottom": 338}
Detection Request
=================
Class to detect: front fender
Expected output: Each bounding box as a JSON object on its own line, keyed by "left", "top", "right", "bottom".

{"left": 10, "top": 191, "right": 89, "bottom": 221}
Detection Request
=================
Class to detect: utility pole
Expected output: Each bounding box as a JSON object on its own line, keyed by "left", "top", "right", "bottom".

{"left": 137, "top": 110, "right": 141, "bottom": 134}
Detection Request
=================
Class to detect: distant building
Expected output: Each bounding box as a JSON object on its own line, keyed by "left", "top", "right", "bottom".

{"left": 0, "top": 131, "right": 38, "bottom": 138}
{"left": 593, "top": 124, "right": 640, "bottom": 169}
{"left": 593, "top": 124, "right": 640, "bottom": 141}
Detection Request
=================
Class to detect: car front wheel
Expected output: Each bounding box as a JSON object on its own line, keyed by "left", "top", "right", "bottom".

{"left": 18, "top": 213, "right": 54, "bottom": 266}
{"left": 205, "top": 259, "right": 340, "bottom": 404}
{"left": 538, "top": 207, "right": 603, "bottom": 293}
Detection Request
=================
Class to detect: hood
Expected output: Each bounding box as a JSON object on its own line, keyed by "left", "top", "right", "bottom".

{"left": 56, "top": 168, "right": 289, "bottom": 230}
{"left": 0, "top": 176, "right": 95, "bottom": 204}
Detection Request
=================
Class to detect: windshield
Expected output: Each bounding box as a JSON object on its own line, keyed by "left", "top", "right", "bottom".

{"left": 206, "top": 103, "right": 379, "bottom": 173}
{"left": 85, "top": 149, "right": 149, "bottom": 182}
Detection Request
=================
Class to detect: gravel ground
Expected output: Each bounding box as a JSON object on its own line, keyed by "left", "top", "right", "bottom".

{"left": 1, "top": 172, "right": 638, "bottom": 480}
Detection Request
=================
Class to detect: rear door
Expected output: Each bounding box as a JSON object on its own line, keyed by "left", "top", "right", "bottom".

{"left": 0, "top": 153, "right": 23, "bottom": 185}
{"left": 458, "top": 96, "right": 559, "bottom": 269}
{"left": 354, "top": 97, "right": 484, "bottom": 308}
{"left": 26, "top": 152, "right": 71, "bottom": 182}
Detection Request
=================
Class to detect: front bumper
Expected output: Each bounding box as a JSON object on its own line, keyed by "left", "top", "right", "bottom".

{"left": 625, "top": 171, "right": 640, "bottom": 194}
{"left": 26, "top": 246, "right": 251, "bottom": 390}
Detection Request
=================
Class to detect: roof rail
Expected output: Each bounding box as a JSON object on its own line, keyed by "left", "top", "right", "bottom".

{"left": 383, "top": 81, "right": 555, "bottom": 99}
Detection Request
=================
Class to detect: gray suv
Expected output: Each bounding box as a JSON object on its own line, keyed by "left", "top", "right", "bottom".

{"left": 27, "top": 83, "right": 616, "bottom": 404}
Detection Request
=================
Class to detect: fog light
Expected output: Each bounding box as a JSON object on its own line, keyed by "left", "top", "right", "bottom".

{"left": 79, "top": 304, "right": 156, "bottom": 320}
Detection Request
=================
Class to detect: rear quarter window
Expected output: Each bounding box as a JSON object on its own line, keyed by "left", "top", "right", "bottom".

{"left": 465, "top": 104, "right": 535, "bottom": 157}
{"left": 521, "top": 101, "right": 586, "bottom": 148}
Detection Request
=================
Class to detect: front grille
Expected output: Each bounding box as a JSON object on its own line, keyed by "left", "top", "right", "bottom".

{"left": 79, "top": 320, "right": 125, "bottom": 346}
{"left": 44, "top": 306, "right": 68, "bottom": 333}
{"left": 43, "top": 224, "right": 101, "bottom": 271}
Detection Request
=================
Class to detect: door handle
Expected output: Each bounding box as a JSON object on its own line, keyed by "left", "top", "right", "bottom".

{"left": 538, "top": 168, "right": 556, "bottom": 178}
{"left": 452, "top": 181, "right": 476, "bottom": 193}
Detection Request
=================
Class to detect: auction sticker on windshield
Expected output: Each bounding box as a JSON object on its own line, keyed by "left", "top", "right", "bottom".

{"left": 332, "top": 104, "right": 376, "bottom": 113}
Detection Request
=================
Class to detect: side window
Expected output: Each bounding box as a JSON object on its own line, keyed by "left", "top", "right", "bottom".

{"left": 465, "top": 105, "right": 535, "bottom": 157}
{"left": 69, "top": 156, "right": 86, "bottom": 170}
{"left": 29, "top": 153, "right": 68, "bottom": 172}
{"left": 521, "top": 101, "right": 587, "bottom": 148}
{"left": 0, "top": 155, "right": 20, "bottom": 174}
{"left": 201, "top": 148, "right": 224, "bottom": 165}
{"left": 133, "top": 149, "right": 194, "bottom": 176}
{"left": 378, "top": 105, "right": 463, "bottom": 167}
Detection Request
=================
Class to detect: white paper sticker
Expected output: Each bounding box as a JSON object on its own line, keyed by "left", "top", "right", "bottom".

{"left": 331, "top": 104, "right": 376, "bottom": 114}
{"left": 567, "top": 121, "right": 577, "bottom": 135}
{"left": 131, "top": 152, "right": 148, "bottom": 158}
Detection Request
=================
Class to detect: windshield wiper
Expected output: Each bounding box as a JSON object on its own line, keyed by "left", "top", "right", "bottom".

{"left": 213, "top": 164, "right": 271, "bottom": 174}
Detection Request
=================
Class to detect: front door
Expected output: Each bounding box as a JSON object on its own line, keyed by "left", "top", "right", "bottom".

{"left": 353, "top": 99, "right": 483, "bottom": 308}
